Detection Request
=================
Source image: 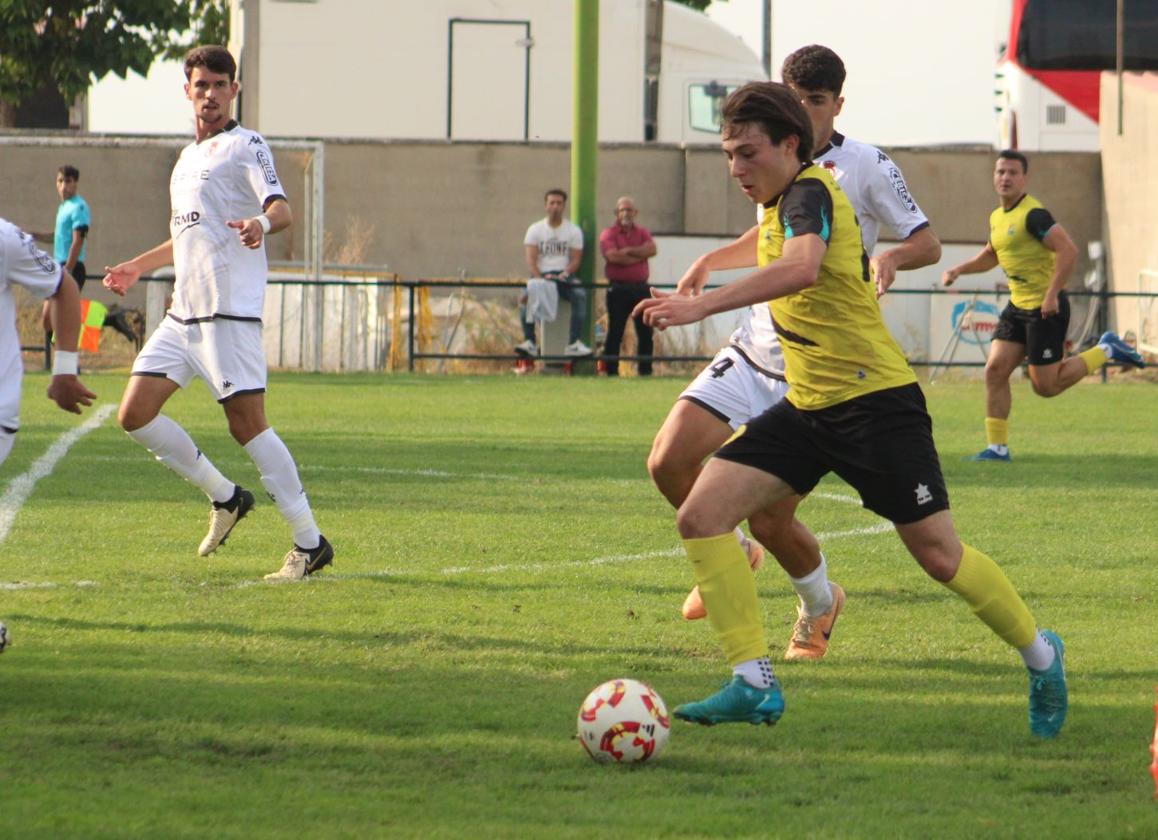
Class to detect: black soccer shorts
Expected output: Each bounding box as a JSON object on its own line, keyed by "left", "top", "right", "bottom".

{"left": 715, "top": 382, "right": 950, "bottom": 525}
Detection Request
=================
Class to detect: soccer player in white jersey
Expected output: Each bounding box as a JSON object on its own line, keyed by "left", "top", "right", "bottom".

{"left": 103, "top": 46, "right": 332, "bottom": 582}
{"left": 1, "top": 218, "right": 96, "bottom": 654}
{"left": 649, "top": 44, "right": 941, "bottom": 660}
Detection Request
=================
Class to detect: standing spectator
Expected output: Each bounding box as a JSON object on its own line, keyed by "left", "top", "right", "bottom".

{"left": 102, "top": 45, "right": 332, "bottom": 582}
{"left": 599, "top": 196, "right": 656, "bottom": 376}
{"left": 516, "top": 189, "right": 592, "bottom": 357}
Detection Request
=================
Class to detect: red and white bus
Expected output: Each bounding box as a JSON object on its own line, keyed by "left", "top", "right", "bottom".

{"left": 995, "top": 0, "right": 1158, "bottom": 150}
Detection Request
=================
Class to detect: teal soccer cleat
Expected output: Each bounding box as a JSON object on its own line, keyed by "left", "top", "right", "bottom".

{"left": 674, "top": 676, "right": 785, "bottom": 726}
{"left": 1028, "top": 630, "right": 1068, "bottom": 738}
{"left": 1099, "top": 331, "right": 1146, "bottom": 368}
{"left": 967, "top": 447, "right": 1011, "bottom": 462}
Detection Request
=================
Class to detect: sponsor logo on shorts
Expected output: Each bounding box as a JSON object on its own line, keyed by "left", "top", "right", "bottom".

{"left": 255, "top": 149, "right": 279, "bottom": 185}
{"left": 221, "top": 379, "right": 233, "bottom": 391}
{"left": 914, "top": 483, "right": 933, "bottom": 505}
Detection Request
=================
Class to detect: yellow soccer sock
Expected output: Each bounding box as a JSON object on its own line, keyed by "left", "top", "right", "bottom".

{"left": 684, "top": 533, "right": 768, "bottom": 666}
{"left": 1079, "top": 346, "right": 1108, "bottom": 375}
{"left": 942, "top": 544, "right": 1036, "bottom": 648}
{"left": 984, "top": 417, "right": 1009, "bottom": 448}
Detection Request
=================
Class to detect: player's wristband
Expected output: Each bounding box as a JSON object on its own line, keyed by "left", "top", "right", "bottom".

{"left": 52, "top": 350, "right": 79, "bottom": 376}
{"left": 256, "top": 215, "right": 272, "bottom": 234}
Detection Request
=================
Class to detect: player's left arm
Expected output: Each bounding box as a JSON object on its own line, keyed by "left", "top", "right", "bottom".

{"left": 634, "top": 234, "right": 823, "bottom": 329}
{"left": 1038, "top": 219, "right": 1078, "bottom": 317}
{"left": 863, "top": 152, "right": 943, "bottom": 296}
{"left": 45, "top": 270, "right": 97, "bottom": 414}
{"left": 871, "top": 226, "right": 941, "bottom": 298}
{"left": 229, "top": 197, "right": 291, "bottom": 250}
{"left": 64, "top": 227, "right": 86, "bottom": 274}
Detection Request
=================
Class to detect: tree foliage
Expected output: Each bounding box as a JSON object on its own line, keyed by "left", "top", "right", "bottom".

{"left": 0, "top": 1, "right": 230, "bottom": 105}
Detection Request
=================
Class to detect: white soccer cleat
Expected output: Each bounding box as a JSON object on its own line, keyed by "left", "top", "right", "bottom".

{"left": 0, "top": 621, "right": 9, "bottom": 655}
{"left": 198, "top": 486, "right": 256, "bottom": 557}
{"left": 565, "top": 339, "right": 593, "bottom": 356}
{"left": 514, "top": 340, "right": 538, "bottom": 357}
{"left": 264, "top": 535, "right": 334, "bottom": 582}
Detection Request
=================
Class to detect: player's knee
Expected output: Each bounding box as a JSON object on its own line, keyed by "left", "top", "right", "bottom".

{"left": 1030, "top": 377, "right": 1062, "bottom": 398}
{"left": 675, "top": 503, "right": 721, "bottom": 540}
{"left": 118, "top": 402, "right": 153, "bottom": 432}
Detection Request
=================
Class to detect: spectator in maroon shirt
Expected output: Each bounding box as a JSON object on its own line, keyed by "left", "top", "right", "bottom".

{"left": 599, "top": 196, "right": 657, "bottom": 376}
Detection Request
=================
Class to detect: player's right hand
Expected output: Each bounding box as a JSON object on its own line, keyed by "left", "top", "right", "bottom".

{"left": 47, "top": 375, "right": 97, "bottom": 415}
{"left": 103, "top": 262, "right": 142, "bottom": 296}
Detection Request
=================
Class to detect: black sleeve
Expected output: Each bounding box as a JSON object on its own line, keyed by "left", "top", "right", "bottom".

{"left": 778, "top": 179, "right": 833, "bottom": 243}
{"left": 1025, "top": 207, "right": 1056, "bottom": 241}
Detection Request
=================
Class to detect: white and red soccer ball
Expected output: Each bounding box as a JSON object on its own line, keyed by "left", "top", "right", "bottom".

{"left": 577, "top": 678, "right": 670, "bottom": 764}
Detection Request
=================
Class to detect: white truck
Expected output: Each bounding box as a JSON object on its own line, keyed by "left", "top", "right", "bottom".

{"left": 230, "top": 0, "right": 765, "bottom": 143}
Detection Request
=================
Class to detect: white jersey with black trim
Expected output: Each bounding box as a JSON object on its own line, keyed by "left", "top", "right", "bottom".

{"left": 168, "top": 121, "right": 287, "bottom": 322}
{"left": 1, "top": 218, "right": 62, "bottom": 430}
{"left": 729, "top": 132, "right": 929, "bottom": 377}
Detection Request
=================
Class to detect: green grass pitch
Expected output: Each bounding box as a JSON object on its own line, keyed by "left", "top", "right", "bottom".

{"left": 1, "top": 371, "right": 1156, "bottom": 838}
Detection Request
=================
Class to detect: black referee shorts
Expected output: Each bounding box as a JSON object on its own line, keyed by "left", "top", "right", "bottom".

{"left": 715, "top": 382, "right": 950, "bottom": 525}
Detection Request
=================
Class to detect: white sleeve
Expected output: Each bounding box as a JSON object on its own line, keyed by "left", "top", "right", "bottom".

{"left": 524, "top": 223, "right": 539, "bottom": 247}
{"left": 238, "top": 133, "right": 286, "bottom": 210}
{"left": 570, "top": 223, "right": 584, "bottom": 250}
{"left": 1, "top": 222, "right": 61, "bottom": 301}
{"left": 862, "top": 149, "right": 929, "bottom": 240}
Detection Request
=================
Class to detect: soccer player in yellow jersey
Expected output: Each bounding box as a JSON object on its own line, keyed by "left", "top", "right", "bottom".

{"left": 943, "top": 150, "right": 1144, "bottom": 461}
{"left": 634, "top": 83, "right": 1068, "bottom": 737}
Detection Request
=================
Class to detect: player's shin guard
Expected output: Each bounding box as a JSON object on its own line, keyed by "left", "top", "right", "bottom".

{"left": 943, "top": 543, "right": 1036, "bottom": 648}
{"left": 684, "top": 533, "right": 767, "bottom": 666}
{"left": 243, "top": 428, "right": 320, "bottom": 548}
{"left": 128, "top": 415, "right": 235, "bottom": 503}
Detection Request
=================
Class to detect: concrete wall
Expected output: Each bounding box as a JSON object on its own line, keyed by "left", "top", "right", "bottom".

{"left": 0, "top": 133, "right": 1103, "bottom": 303}
{"left": 1100, "top": 72, "right": 1158, "bottom": 347}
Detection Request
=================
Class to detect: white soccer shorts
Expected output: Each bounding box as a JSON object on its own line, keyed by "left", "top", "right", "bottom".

{"left": 679, "top": 345, "right": 790, "bottom": 430}
{"left": 132, "top": 316, "right": 267, "bottom": 403}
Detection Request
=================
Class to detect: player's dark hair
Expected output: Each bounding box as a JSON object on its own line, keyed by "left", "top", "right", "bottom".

{"left": 58, "top": 165, "right": 79, "bottom": 181}
{"left": 997, "top": 149, "right": 1029, "bottom": 173}
{"left": 720, "top": 82, "right": 814, "bottom": 165}
{"left": 781, "top": 45, "right": 847, "bottom": 97}
{"left": 545, "top": 188, "right": 568, "bottom": 203}
{"left": 184, "top": 45, "right": 237, "bottom": 82}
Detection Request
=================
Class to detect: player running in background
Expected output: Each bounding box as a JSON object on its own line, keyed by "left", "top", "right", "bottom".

{"left": 635, "top": 81, "right": 1067, "bottom": 738}
{"left": 943, "top": 149, "right": 1145, "bottom": 462}
{"left": 657, "top": 44, "right": 941, "bottom": 663}
{"left": 103, "top": 46, "right": 332, "bottom": 581}
{"left": 1, "top": 217, "right": 97, "bottom": 654}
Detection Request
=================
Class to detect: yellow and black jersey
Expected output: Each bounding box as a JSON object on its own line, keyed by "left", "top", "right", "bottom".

{"left": 989, "top": 194, "right": 1057, "bottom": 309}
{"left": 758, "top": 164, "right": 916, "bottom": 411}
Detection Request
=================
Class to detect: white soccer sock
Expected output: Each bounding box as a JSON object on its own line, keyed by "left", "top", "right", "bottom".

{"left": 789, "top": 553, "right": 834, "bottom": 617}
{"left": 989, "top": 444, "right": 1010, "bottom": 456}
{"left": 733, "top": 656, "right": 775, "bottom": 689}
{"left": 243, "top": 428, "right": 320, "bottom": 549}
{"left": 1019, "top": 630, "right": 1056, "bottom": 671}
{"left": 128, "top": 415, "right": 234, "bottom": 503}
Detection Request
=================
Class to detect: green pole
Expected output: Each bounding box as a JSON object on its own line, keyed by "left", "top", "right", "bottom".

{"left": 572, "top": 0, "right": 599, "bottom": 345}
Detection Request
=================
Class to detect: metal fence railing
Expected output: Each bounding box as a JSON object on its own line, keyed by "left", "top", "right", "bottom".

{"left": 21, "top": 275, "right": 1156, "bottom": 377}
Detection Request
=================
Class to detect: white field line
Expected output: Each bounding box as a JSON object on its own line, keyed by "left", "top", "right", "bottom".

{"left": 0, "top": 404, "right": 115, "bottom": 546}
